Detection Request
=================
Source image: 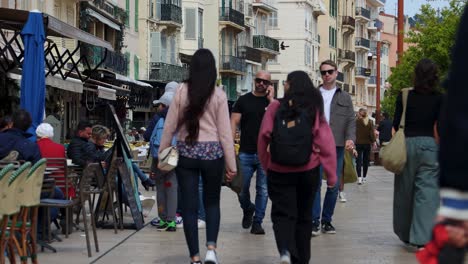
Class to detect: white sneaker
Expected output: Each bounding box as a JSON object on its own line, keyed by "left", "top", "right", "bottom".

{"left": 198, "top": 219, "right": 206, "bottom": 229}
{"left": 339, "top": 192, "right": 347, "bottom": 203}
{"left": 363, "top": 177, "right": 367, "bottom": 183}
{"left": 280, "top": 251, "right": 291, "bottom": 264}
{"left": 176, "top": 216, "right": 183, "bottom": 228}
{"left": 358, "top": 177, "right": 363, "bottom": 185}
{"left": 204, "top": 249, "right": 218, "bottom": 264}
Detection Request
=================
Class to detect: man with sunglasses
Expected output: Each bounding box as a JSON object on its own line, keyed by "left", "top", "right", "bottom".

{"left": 231, "top": 70, "right": 274, "bottom": 235}
{"left": 312, "top": 60, "right": 356, "bottom": 236}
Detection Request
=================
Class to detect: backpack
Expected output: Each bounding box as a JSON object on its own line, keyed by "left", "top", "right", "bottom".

{"left": 270, "top": 103, "right": 313, "bottom": 166}
{"left": 150, "top": 118, "right": 165, "bottom": 158}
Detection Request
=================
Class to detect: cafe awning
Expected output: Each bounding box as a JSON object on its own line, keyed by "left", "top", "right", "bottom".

{"left": 0, "top": 8, "right": 113, "bottom": 51}
{"left": 86, "top": 8, "right": 121, "bottom": 32}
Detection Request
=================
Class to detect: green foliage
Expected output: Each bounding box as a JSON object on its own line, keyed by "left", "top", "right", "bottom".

{"left": 382, "top": 0, "right": 466, "bottom": 117}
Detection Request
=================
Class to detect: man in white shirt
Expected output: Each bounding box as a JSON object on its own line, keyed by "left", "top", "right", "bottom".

{"left": 312, "top": 60, "right": 356, "bottom": 236}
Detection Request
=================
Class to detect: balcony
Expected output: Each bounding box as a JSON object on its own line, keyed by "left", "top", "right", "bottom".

{"left": 238, "top": 46, "right": 262, "bottom": 64}
{"left": 342, "top": 16, "right": 355, "bottom": 34}
{"left": 355, "top": 37, "right": 370, "bottom": 50}
{"left": 337, "top": 72, "right": 344, "bottom": 83}
{"left": 159, "top": 4, "right": 182, "bottom": 26}
{"left": 219, "top": 7, "right": 245, "bottom": 31}
{"left": 368, "top": 76, "right": 377, "bottom": 86}
{"left": 312, "top": 2, "right": 327, "bottom": 16}
{"left": 355, "top": 7, "right": 371, "bottom": 22}
{"left": 253, "top": 35, "right": 279, "bottom": 54}
{"left": 252, "top": 0, "right": 277, "bottom": 13}
{"left": 367, "top": 0, "right": 386, "bottom": 7}
{"left": 367, "top": 19, "right": 383, "bottom": 32}
{"left": 149, "top": 62, "right": 189, "bottom": 82}
{"left": 338, "top": 49, "right": 355, "bottom": 64}
{"left": 219, "top": 55, "right": 246, "bottom": 75}
{"left": 90, "top": 0, "right": 118, "bottom": 20}
{"left": 355, "top": 67, "right": 371, "bottom": 79}
{"left": 81, "top": 43, "right": 128, "bottom": 75}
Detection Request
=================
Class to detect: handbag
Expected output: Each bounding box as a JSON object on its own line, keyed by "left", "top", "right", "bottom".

{"left": 222, "top": 155, "right": 243, "bottom": 194}
{"left": 379, "top": 88, "right": 412, "bottom": 174}
{"left": 158, "top": 146, "right": 179, "bottom": 171}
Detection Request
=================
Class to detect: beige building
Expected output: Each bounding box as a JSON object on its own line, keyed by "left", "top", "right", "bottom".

{"left": 268, "top": 0, "right": 326, "bottom": 97}
{"left": 337, "top": 0, "right": 356, "bottom": 103}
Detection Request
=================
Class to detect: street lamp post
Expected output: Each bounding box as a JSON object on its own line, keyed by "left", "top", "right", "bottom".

{"left": 397, "top": 0, "right": 404, "bottom": 65}
{"left": 376, "top": 31, "right": 381, "bottom": 124}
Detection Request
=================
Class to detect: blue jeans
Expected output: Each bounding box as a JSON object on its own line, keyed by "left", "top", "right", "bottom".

{"left": 132, "top": 162, "right": 149, "bottom": 184}
{"left": 237, "top": 152, "right": 268, "bottom": 224}
{"left": 312, "top": 147, "right": 344, "bottom": 224}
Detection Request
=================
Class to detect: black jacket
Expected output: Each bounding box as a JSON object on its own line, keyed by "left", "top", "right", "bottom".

{"left": 67, "top": 136, "right": 95, "bottom": 167}
{"left": 0, "top": 128, "right": 41, "bottom": 163}
{"left": 378, "top": 118, "right": 393, "bottom": 143}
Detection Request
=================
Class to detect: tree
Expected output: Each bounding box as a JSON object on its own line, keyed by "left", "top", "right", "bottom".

{"left": 382, "top": 1, "right": 466, "bottom": 117}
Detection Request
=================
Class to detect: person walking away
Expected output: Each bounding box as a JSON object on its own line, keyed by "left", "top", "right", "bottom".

{"left": 258, "top": 71, "right": 337, "bottom": 264}
{"left": 392, "top": 58, "right": 442, "bottom": 250}
{"left": 148, "top": 91, "right": 178, "bottom": 232}
{"left": 378, "top": 112, "right": 393, "bottom": 145}
{"left": 355, "top": 108, "right": 376, "bottom": 184}
{"left": 312, "top": 60, "right": 355, "bottom": 236}
{"left": 158, "top": 49, "right": 236, "bottom": 264}
{"left": 230, "top": 70, "right": 274, "bottom": 235}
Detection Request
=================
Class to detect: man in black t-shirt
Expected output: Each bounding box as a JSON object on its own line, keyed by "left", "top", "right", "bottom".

{"left": 231, "top": 70, "right": 274, "bottom": 235}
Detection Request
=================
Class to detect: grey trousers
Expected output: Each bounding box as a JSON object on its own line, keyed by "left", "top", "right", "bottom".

{"left": 393, "top": 137, "right": 440, "bottom": 245}
{"left": 155, "top": 170, "right": 178, "bottom": 222}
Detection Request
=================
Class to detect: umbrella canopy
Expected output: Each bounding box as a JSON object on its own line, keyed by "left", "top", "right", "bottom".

{"left": 20, "top": 11, "right": 46, "bottom": 139}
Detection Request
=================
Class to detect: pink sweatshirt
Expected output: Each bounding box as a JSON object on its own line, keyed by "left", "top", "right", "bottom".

{"left": 159, "top": 83, "right": 237, "bottom": 172}
{"left": 257, "top": 100, "right": 337, "bottom": 186}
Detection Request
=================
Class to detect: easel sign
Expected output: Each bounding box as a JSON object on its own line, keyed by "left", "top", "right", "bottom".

{"left": 108, "top": 104, "right": 132, "bottom": 159}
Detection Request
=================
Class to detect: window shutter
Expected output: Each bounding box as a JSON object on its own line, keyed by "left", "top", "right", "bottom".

{"left": 135, "top": 0, "right": 139, "bottom": 32}
{"left": 156, "top": 0, "right": 161, "bottom": 19}
{"left": 134, "top": 55, "right": 139, "bottom": 79}
{"left": 161, "top": 33, "right": 167, "bottom": 63}
{"left": 170, "top": 36, "right": 176, "bottom": 64}
{"left": 126, "top": 0, "right": 130, "bottom": 26}
{"left": 185, "top": 8, "right": 196, "bottom": 39}
{"left": 150, "top": 32, "right": 161, "bottom": 62}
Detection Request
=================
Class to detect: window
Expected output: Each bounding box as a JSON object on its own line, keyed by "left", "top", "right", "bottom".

{"left": 161, "top": 33, "right": 167, "bottom": 63}
{"left": 134, "top": 55, "right": 139, "bottom": 79}
{"left": 170, "top": 36, "right": 176, "bottom": 64}
{"left": 135, "top": 0, "right": 139, "bottom": 32}
{"left": 185, "top": 8, "right": 196, "bottom": 39}
{"left": 150, "top": 32, "right": 161, "bottom": 62}
{"left": 268, "top": 12, "right": 278, "bottom": 28}
{"left": 54, "top": 0, "right": 61, "bottom": 19}
{"left": 150, "top": 0, "right": 154, "bottom": 17}
{"left": 328, "top": 26, "right": 337, "bottom": 48}
{"left": 156, "top": 0, "right": 161, "bottom": 19}
{"left": 304, "top": 44, "right": 311, "bottom": 65}
{"left": 329, "top": 0, "right": 337, "bottom": 17}
{"left": 66, "top": 5, "right": 74, "bottom": 26}
{"left": 198, "top": 9, "right": 204, "bottom": 48}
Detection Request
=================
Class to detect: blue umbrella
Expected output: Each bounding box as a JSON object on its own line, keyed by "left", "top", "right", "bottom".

{"left": 20, "top": 11, "right": 46, "bottom": 140}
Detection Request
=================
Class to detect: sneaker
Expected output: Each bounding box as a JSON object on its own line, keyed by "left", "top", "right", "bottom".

{"left": 176, "top": 215, "right": 184, "bottom": 228}
{"left": 321, "top": 222, "right": 336, "bottom": 234}
{"left": 280, "top": 251, "right": 291, "bottom": 264}
{"left": 339, "top": 192, "right": 347, "bottom": 203}
{"left": 204, "top": 249, "right": 219, "bottom": 264}
{"left": 190, "top": 261, "right": 202, "bottom": 264}
{"left": 242, "top": 207, "right": 255, "bottom": 229}
{"left": 150, "top": 217, "right": 160, "bottom": 227}
{"left": 250, "top": 222, "right": 265, "bottom": 235}
{"left": 363, "top": 177, "right": 367, "bottom": 183}
{"left": 358, "top": 177, "right": 363, "bottom": 185}
{"left": 198, "top": 219, "right": 206, "bottom": 229}
{"left": 157, "top": 220, "right": 168, "bottom": 231}
{"left": 142, "top": 178, "right": 156, "bottom": 191}
{"left": 311, "top": 224, "right": 320, "bottom": 237}
{"left": 165, "top": 221, "right": 177, "bottom": 232}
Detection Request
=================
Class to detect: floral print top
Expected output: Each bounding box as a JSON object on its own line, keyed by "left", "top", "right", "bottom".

{"left": 177, "top": 141, "right": 224, "bottom": 160}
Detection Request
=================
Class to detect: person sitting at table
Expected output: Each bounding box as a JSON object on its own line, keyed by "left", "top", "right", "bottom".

{"left": 67, "top": 120, "right": 93, "bottom": 167}
{"left": 0, "top": 109, "right": 41, "bottom": 163}
{"left": 91, "top": 125, "right": 155, "bottom": 191}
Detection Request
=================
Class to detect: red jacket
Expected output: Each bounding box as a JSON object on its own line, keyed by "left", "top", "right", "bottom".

{"left": 37, "top": 138, "right": 65, "bottom": 159}
{"left": 258, "top": 100, "right": 337, "bottom": 187}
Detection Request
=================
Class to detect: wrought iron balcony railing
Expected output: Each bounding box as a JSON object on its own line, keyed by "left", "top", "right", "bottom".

{"left": 338, "top": 49, "right": 356, "bottom": 62}
{"left": 342, "top": 16, "right": 356, "bottom": 28}
{"left": 355, "top": 37, "right": 370, "bottom": 49}
{"left": 253, "top": 35, "right": 279, "bottom": 53}
{"left": 149, "top": 62, "right": 189, "bottom": 82}
{"left": 219, "top": 7, "right": 245, "bottom": 28}
{"left": 238, "top": 46, "right": 262, "bottom": 63}
{"left": 220, "top": 55, "right": 246, "bottom": 73}
{"left": 81, "top": 43, "right": 128, "bottom": 75}
{"left": 356, "top": 67, "right": 370, "bottom": 77}
{"left": 160, "top": 4, "right": 182, "bottom": 24}
{"left": 355, "top": 7, "right": 371, "bottom": 20}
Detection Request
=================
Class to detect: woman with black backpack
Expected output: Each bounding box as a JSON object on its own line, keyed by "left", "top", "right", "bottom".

{"left": 258, "top": 71, "right": 337, "bottom": 264}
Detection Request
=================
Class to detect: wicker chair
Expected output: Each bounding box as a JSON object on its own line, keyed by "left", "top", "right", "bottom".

{"left": 0, "top": 164, "right": 17, "bottom": 264}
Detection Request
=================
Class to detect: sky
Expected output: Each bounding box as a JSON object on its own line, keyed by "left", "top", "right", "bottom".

{"left": 384, "top": 0, "right": 451, "bottom": 17}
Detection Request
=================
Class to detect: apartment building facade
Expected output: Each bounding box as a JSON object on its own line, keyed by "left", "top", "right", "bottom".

{"left": 268, "top": 0, "right": 326, "bottom": 97}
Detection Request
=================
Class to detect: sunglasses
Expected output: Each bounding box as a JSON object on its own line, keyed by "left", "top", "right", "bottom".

{"left": 320, "top": 69, "right": 336, "bottom": 76}
{"left": 255, "top": 78, "right": 271, "bottom": 86}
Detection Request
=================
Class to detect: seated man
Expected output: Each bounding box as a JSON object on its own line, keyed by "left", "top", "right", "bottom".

{"left": 67, "top": 121, "right": 93, "bottom": 167}
{"left": 0, "top": 109, "right": 41, "bottom": 162}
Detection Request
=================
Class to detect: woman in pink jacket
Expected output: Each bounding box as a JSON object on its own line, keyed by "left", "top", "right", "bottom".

{"left": 258, "top": 71, "right": 337, "bottom": 264}
{"left": 158, "top": 49, "right": 236, "bottom": 264}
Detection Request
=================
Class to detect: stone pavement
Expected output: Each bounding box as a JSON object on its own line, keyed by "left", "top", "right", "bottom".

{"left": 39, "top": 166, "right": 418, "bottom": 264}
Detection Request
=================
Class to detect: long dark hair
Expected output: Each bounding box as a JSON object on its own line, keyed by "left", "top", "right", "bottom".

{"left": 281, "top": 71, "right": 324, "bottom": 121}
{"left": 180, "top": 49, "right": 217, "bottom": 145}
{"left": 413, "top": 58, "right": 439, "bottom": 94}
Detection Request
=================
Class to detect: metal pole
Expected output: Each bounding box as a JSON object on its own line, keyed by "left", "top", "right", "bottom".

{"left": 397, "top": 0, "right": 404, "bottom": 65}
{"left": 376, "top": 33, "right": 381, "bottom": 124}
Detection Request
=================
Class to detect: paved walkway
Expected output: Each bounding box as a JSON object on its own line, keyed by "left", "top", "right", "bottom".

{"left": 40, "top": 166, "right": 418, "bottom": 264}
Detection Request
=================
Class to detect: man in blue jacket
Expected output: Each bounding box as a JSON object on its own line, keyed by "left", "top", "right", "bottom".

{"left": 0, "top": 109, "right": 41, "bottom": 163}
